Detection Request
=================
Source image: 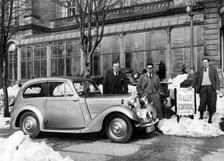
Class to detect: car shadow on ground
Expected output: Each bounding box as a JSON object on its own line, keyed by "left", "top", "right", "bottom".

{"left": 35, "top": 129, "right": 159, "bottom": 144}
{"left": 37, "top": 131, "right": 108, "bottom": 143}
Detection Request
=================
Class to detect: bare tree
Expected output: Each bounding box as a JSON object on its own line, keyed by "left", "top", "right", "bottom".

{"left": 52, "top": 0, "right": 124, "bottom": 76}
{"left": 0, "top": 0, "right": 31, "bottom": 117}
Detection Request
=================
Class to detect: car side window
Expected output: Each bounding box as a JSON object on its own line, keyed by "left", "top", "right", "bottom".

{"left": 74, "top": 81, "right": 100, "bottom": 95}
{"left": 49, "top": 82, "right": 74, "bottom": 97}
{"left": 23, "top": 82, "right": 47, "bottom": 98}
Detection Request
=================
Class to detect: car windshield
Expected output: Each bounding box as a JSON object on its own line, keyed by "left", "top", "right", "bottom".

{"left": 73, "top": 80, "right": 101, "bottom": 96}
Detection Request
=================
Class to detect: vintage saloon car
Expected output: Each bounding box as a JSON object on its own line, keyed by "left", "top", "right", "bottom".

{"left": 10, "top": 77, "right": 159, "bottom": 143}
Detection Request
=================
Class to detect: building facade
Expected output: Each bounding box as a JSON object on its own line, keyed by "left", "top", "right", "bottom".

{"left": 8, "top": 0, "right": 224, "bottom": 82}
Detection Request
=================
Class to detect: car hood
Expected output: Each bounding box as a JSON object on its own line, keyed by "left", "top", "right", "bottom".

{"left": 84, "top": 94, "right": 158, "bottom": 126}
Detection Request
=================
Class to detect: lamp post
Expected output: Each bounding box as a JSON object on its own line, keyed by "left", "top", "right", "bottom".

{"left": 184, "top": 0, "right": 195, "bottom": 73}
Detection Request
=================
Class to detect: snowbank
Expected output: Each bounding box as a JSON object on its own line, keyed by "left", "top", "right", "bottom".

{"left": 160, "top": 74, "right": 224, "bottom": 136}
{"left": 0, "top": 131, "right": 73, "bottom": 161}
{"left": 0, "top": 84, "right": 20, "bottom": 97}
{"left": 0, "top": 117, "right": 10, "bottom": 129}
{"left": 160, "top": 112, "right": 224, "bottom": 137}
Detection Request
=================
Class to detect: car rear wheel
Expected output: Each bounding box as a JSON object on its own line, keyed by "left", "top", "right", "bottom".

{"left": 105, "top": 113, "right": 133, "bottom": 143}
{"left": 19, "top": 112, "right": 40, "bottom": 138}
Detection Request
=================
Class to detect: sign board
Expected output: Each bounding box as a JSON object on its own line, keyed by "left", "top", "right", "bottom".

{"left": 176, "top": 88, "right": 195, "bottom": 116}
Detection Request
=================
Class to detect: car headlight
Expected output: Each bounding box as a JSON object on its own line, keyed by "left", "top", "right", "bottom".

{"left": 127, "top": 96, "right": 157, "bottom": 123}
{"left": 127, "top": 95, "right": 140, "bottom": 111}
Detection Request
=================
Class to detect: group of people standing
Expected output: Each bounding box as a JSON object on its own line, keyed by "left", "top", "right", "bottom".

{"left": 103, "top": 61, "right": 164, "bottom": 134}
{"left": 103, "top": 58, "right": 221, "bottom": 128}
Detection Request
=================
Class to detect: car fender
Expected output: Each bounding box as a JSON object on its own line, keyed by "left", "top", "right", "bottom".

{"left": 81, "top": 105, "right": 139, "bottom": 133}
{"left": 11, "top": 105, "right": 45, "bottom": 130}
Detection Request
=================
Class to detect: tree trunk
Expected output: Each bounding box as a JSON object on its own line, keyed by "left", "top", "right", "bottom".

{"left": 82, "top": 57, "right": 91, "bottom": 78}
{"left": 2, "top": 47, "right": 9, "bottom": 117}
{"left": 3, "top": 66, "right": 9, "bottom": 117}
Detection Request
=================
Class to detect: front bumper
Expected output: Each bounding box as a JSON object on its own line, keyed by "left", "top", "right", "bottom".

{"left": 135, "top": 118, "right": 159, "bottom": 128}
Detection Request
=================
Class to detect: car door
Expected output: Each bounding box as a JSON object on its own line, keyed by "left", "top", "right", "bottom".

{"left": 45, "top": 81, "right": 85, "bottom": 129}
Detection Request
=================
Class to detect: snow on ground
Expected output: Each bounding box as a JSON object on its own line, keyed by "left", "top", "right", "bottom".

{"left": 0, "top": 74, "right": 224, "bottom": 161}
{"left": 0, "top": 117, "right": 11, "bottom": 129}
{"left": 159, "top": 74, "right": 224, "bottom": 137}
{"left": 0, "top": 85, "right": 73, "bottom": 161}
{"left": 0, "top": 84, "right": 20, "bottom": 97}
{"left": 0, "top": 131, "right": 72, "bottom": 161}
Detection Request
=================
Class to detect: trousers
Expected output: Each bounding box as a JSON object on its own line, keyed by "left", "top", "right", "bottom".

{"left": 146, "top": 92, "right": 163, "bottom": 120}
{"left": 198, "top": 85, "right": 217, "bottom": 112}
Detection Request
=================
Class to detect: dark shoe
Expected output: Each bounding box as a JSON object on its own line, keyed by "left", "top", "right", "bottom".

{"left": 155, "top": 128, "right": 163, "bottom": 134}
{"left": 199, "top": 111, "right": 204, "bottom": 120}
{"left": 208, "top": 112, "right": 213, "bottom": 124}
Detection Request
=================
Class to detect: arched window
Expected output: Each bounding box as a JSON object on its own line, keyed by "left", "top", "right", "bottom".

{"left": 21, "top": 45, "right": 47, "bottom": 79}
{"left": 8, "top": 43, "right": 17, "bottom": 81}
{"left": 34, "top": 45, "right": 47, "bottom": 78}
{"left": 66, "top": 42, "right": 81, "bottom": 76}
{"left": 51, "top": 41, "right": 81, "bottom": 77}
{"left": 51, "top": 42, "right": 64, "bottom": 76}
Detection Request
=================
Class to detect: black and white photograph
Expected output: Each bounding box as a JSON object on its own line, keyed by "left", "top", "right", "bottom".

{"left": 1, "top": 0, "right": 224, "bottom": 160}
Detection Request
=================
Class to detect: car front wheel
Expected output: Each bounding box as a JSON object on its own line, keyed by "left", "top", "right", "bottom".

{"left": 105, "top": 113, "right": 133, "bottom": 143}
{"left": 19, "top": 112, "right": 40, "bottom": 138}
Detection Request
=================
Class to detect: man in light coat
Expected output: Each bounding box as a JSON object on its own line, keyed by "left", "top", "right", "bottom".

{"left": 191, "top": 58, "right": 220, "bottom": 123}
{"left": 137, "top": 63, "right": 163, "bottom": 134}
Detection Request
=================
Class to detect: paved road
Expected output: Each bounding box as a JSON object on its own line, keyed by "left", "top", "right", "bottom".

{"left": 1, "top": 129, "right": 224, "bottom": 161}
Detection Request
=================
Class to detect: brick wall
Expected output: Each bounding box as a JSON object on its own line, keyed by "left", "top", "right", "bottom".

{"left": 38, "top": 0, "right": 57, "bottom": 21}
{"left": 204, "top": 0, "right": 221, "bottom": 67}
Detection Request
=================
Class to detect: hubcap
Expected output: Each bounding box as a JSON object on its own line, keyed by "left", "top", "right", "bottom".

{"left": 23, "top": 116, "right": 37, "bottom": 134}
{"left": 110, "top": 118, "right": 127, "bottom": 137}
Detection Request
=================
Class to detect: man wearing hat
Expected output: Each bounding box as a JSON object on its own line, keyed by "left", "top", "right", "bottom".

{"left": 191, "top": 58, "right": 220, "bottom": 123}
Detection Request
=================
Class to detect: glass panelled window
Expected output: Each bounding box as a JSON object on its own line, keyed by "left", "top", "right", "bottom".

{"left": 21, "top": 45, "right": 47, "bottom": 79}
{"left": 171, "top": 26, "right": 204, "bottom": 73}
{"left": 21, "top": 47, "right": 33, "bottom": 79}
{"left": 21, "top": 50, "right": 26, "bottom": 79}
{"left": 125, "top": 31, "right": 167, "bottom": 73}
{"left": 66, "top": 42, "right": 81, "bottom": 76}
{"left": 33, "top": 45, "right": 47, "bottom": 78}
{"left": 51, "top": 41, "right": 81, "bottom": 77}
{"left": 8, "top": 43, "right": 17, "bottom": 81}
{"left": 125, "top": 32, "right": 146, "bottom": 73}
{"left": 93, "top": 36, "right": 120, "bottom": 76}
{"left": 145, "top": 30, "right": 167, "bottom": 71}
{"left": 58, "top": 2, "right": 75, "bottom": 18}
{"left": 51, "top": 42, "right": 64, "bottom": 76}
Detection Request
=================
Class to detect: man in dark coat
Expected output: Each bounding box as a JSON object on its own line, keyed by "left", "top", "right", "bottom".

{"left": 191, "top": 58, "right": 220, "bottom": 123}
{"left": 103, "top": 61, "right": 128, "bottom": 94}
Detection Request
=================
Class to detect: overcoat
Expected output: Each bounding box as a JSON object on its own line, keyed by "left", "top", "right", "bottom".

{"left": 191, "top": 67, "right": 220, "bottom": 93}
{"left": 103, "top": 69, "right": 128, "bottom": 94}
{"left": 137, "top": 73, "right": 161, "bottom": 97}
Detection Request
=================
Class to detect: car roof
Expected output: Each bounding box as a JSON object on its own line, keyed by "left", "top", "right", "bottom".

{"left": 21, "top": 76, "right": 93, "bottom": 87}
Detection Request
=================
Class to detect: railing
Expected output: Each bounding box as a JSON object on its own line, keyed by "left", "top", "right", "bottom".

{"left": 51, "top": 0, "right": 174, "bottom": 28}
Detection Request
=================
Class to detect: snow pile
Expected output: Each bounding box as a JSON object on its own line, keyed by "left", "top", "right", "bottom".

{"left": 0, "top": 131, "right": 73, "bottom": 161}
{"left": 0, "top": 84, "right": 20, "bottom": 117}
{"left": 160, "top": 74, "right": 224, "bottom": 136}
{"left": 0, "top": 84, "right": 20, "bottom": 97}
{"left": 0, "top": 117, "right": 11, "bottom": 128}
{"left": 168, "top": 74, "right": 188, "bottom": 89}
{"left": 160, "top": 112, "right": 224, "bottom": 137}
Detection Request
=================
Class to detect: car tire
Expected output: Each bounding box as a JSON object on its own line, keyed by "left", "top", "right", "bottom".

{"left": 19, "top": 112, "right": 40, "bottom": 138}
{"left": 105, "top": 113, "right": 133, "bottom": 143}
